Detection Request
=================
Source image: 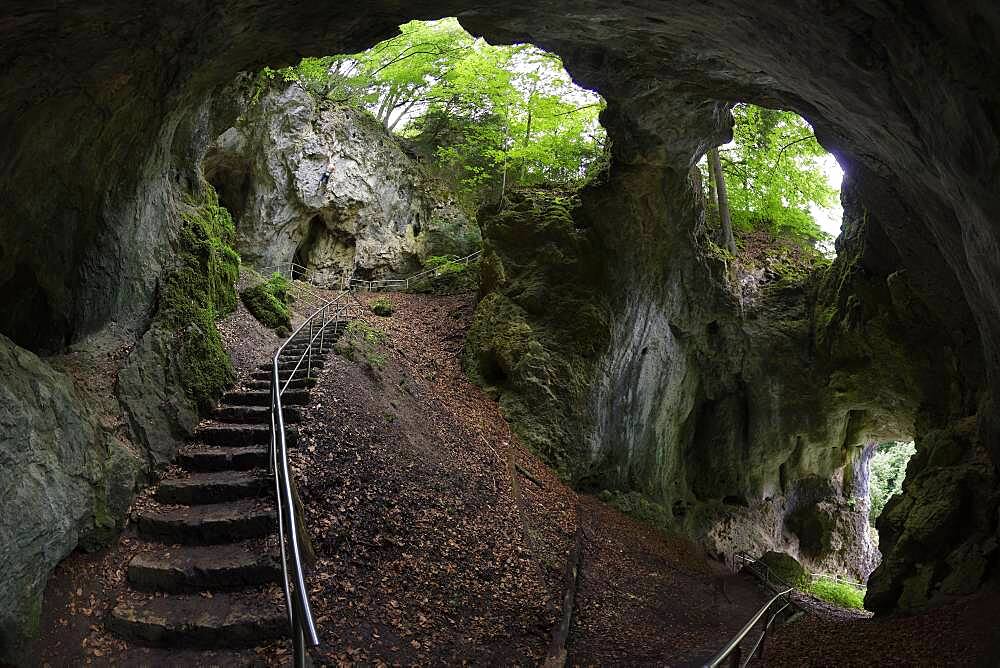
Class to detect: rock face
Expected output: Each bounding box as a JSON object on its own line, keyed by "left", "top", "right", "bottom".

{"left": 205, "top": 83, "right": 478, "bottom": 287}
{"left": 0, "top": 334, "right": 142, "bottom": 658}
{"left": 1, "top": 0, "right": 999, "bottom": 649}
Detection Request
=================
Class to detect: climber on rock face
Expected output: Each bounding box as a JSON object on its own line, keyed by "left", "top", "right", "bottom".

{"left": 320, "top": 155, "right": 336, "bottom": 187}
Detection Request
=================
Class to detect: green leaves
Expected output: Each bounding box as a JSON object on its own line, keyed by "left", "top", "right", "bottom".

{"left": 869, "top": 441, "right": 916, "bottom": 525}
{"left": 710, "top": 103, "right": 838, "bottom": 245}
{"left": 271, "top": 18, "right": 606, "bottom": 196}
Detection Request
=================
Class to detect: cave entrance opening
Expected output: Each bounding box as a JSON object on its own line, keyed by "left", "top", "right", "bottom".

{"left": 697, "top": 103, "right": 844, "bottom": 260}
{"left": 262, "top": 17, "right": 607, "bottom": 210}
{"left": 863, "top": 440, "right": 917, "bottom": 567}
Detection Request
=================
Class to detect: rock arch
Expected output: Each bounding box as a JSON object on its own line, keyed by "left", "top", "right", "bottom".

{"left": 1, "top": 1, "right": 998, "bottom": 630}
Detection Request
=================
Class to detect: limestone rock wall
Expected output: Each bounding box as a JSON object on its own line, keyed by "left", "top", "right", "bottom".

{"left": 465, "top": 165, "right": 967, "bottom": 589}
{"left": 0, "top": 335, "right": 142, "bottom": 659}
{"left": 205, "top": 83, "right": 478, "bottom": 288}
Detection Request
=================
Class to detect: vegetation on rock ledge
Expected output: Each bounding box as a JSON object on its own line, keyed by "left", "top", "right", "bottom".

{"left": 158, "top": 183, "right": 240, "bottom": 411}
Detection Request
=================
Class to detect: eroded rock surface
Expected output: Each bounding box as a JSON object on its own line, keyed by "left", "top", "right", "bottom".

{"left": 205, "top": 83, "right": 477, "bottom": 287}
{"left": 0, "top": 335, "right": 141, "bottom": 658}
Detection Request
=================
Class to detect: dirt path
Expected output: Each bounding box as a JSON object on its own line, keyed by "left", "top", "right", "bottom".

{"left": 296, "top": 291, "right": 769, "bottom": 665}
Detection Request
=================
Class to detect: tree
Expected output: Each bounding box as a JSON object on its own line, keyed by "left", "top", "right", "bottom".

{"left": 707, "top": 146, "right": 736, "bottom": 254}
{"left": 269, "top": 18, "right": 607, "bottom": 197}
{"left": 701, "top": 103, "right": 838, "bottom": 245}
{"left": 868, "top": 441, "right": 916, "bottom": 525}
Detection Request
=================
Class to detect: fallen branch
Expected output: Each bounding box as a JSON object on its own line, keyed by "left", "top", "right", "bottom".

{"left": 515, "top": 463, "right": 544, "bottom": 487}
{"left": 544, "top": 523, "right": 584, "bottom": 668}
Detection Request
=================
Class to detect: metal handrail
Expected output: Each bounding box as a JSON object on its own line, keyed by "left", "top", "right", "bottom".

{"left": 265, "top": 280, "right": 351, "bottom": 667}
{"left": 247, "top": 250, "right": 481, "bottom": 664}
{"left": 704, "top": 588, "right": 794, "bottom": 668}
{"left": 346, "top": 249, "right": 482, "bottom": 292}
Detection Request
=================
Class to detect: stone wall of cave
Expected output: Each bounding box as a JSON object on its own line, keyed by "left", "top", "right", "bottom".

{"left": 1, "top": 1, "right": 1000, "bottom": 659}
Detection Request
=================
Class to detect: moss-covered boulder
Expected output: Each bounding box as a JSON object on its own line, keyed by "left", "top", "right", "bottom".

{"left": 241, "top": 272, "right": 292, "bottom": 332}
{"left": 462, "top": 189, "right": 612, "bottom": 479}
{"left": 759, "top": 551, "right": 809, "bottom": 588}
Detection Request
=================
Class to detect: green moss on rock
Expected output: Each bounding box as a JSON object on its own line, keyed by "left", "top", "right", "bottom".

{"left": 241, "top": 272, "right": 292, "bottom": 331}
{"left": 157, "top": 182, "right": 240, "bottom": 412}
{"left": 462, "top": 189, "right": 612, "bottom": 480}
{"left": 759, "top": 551, "right": 809, "bottom": 587}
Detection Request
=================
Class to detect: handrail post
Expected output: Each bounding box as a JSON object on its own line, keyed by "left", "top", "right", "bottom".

{"left": 307, "top": 318, "right": 313, "bottom": 378}
{"left": 320, "top": 305, "right": 326, "bottom": 351}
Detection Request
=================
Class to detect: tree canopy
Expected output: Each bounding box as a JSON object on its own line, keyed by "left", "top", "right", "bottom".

{"left": 262, "top": 18, "right": 607, "bottom": 197}
{"left": 868, "top": 441, "right": 916, "bottom": 525}
{"left": 705, "top": 104, "right": 839, "bottom": 245}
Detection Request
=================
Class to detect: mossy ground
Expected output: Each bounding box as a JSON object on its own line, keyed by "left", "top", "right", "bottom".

{"left": 370, "top": 296, "right": 394, "bottom": 316}
{"left": 158, "top": 182, "right": 240, "bottom": 412}
{"left": 335, "top": 320, "right": 388, "bottom": 372}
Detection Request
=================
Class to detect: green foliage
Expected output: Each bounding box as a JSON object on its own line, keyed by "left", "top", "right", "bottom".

{"left": 869, "top": 441, "right": 916, "bottom": 525}
{"left": 598, "top": 490, "right": 674, "bottom": 532}
{"left": 159, "top": 183, "right": 240, "bottom": 411}
{"left": 425, "top": 254, "right": 468, "bottom": 274}
{"left": 705, "top": 104, "right": 837, "bottom": 245}
{"left": 807, "top": 578, "right": 866, "bottom": 610}
{"left": 271, "top": 18, "right": 606, "bottom": 196}
{"left": 240, "top": 272, "right": 292, "bottom": 332}
{"left": 370, "top": 296, "right": 395, "bottom": 316}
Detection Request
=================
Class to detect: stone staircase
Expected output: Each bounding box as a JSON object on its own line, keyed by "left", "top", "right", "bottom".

{"left": 107, "top": 323, "right": 343, "bottom": 650}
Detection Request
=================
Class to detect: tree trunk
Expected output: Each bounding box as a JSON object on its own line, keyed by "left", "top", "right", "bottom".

{"left": 708, "top": 147, "right": 737, "bottom": 254}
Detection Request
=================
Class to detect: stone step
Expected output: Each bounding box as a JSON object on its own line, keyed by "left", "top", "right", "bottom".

{"left": 258, "top": 359, "right": 325, "bottom": 372}
{"left": 126, "top": 542, "right": 281, "bottom": 592}
{"left": 177, "top": 445, "right": 269, "bottom": 472}
{"left": 221, "top": 389, "right": 310, "bottom": 406}
{"left": 250, "top": 369, "right": 314, "bottom": 382}
{"left": 280, "top": 344, "right": 335, "bottom": 355}
{"left": 135, "top": 498, "right": 276, "bottom": 544}
{"left": 245, "top": 377, "right": 314, "bottom": 391}
{"left": 107, "top": 591, "right": 284, "bottom": 648}
{"left": 154, "top": 471, "right": 270, "bottom": 505}
{"left": 212, "top": 405, "right": 302, "bottom": 424}
{"left": 196, "top": 423, "right": 297, "bottom": 447}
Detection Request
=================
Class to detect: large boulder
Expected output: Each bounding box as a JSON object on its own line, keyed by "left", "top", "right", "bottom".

{"left": 204, "top": 83, "right": 479, "bottom": 287}
{"left": 0, "top": 335, "right": 142, "bottom": 662}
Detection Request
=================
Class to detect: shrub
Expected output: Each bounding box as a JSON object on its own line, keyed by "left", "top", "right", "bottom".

{"left": 371, "top": 296, "right": 394, "bottom": 316}
{"left": 807, "top": 578, "right": 866, "bottom": 610}
{"left": 241, "top": 272, "right": 292, "bottom": 330}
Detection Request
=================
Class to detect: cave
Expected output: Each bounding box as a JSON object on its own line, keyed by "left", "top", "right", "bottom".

{"left": 2, "top": 2, "right": 1000, "bottom": 663}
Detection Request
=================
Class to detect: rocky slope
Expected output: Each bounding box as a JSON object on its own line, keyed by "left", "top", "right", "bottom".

{"left": 205, "top": 82, "right": 478, "bottom": 287}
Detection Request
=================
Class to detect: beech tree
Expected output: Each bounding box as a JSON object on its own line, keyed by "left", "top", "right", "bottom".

{"left": 269, "top": 18, "right": 607, "bottom": 194}
{"left": 702, "top": 103, "right": 838, "bottom": 245}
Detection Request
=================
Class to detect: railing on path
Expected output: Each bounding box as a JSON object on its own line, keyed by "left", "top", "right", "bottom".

{"left": 266, "top": 287, "right": 351, "bottom": 667}
{"left": 248, "top": 249, "right": 482, "bottom": 664}
{"left": 258, "top": 251, "right": 483, "bottom": 293}
{"left": 704, "top": 552, "right": 803, "bottom": 668}
{"left": 346, "top": 249, "right": 482, "bottom": 292}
